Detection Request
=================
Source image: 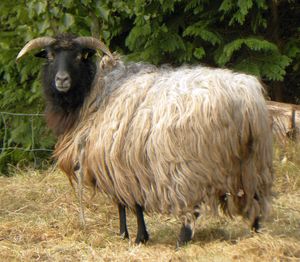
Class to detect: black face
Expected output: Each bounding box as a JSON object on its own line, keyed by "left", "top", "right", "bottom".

{"left": 36, "top": 45, "right": 96, "bottom": 112}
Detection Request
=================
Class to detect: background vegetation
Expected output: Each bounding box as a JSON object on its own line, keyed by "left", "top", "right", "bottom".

{"left": 0, "top": 0, "right": 299, "bottom": 173}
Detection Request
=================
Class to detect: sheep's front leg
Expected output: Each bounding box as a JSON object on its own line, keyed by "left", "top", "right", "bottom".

{"left": 118, "top": 203, "right": 129, "bottom": 239}
{"left": 135, "top": 204, "right": 149, "bottom": 244}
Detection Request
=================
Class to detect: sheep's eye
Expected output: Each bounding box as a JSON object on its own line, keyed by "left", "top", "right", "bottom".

{"left": 82, "top": 52, "right": 89, "bottom": 60}
{"left": 76, "top": 53, "right": 89, "bottom": 62}
{"left": 76, "top": 53, "right": 82, "bottom": 61}
{"left": 47, "top": 52, "right": 55, "bottom": 61}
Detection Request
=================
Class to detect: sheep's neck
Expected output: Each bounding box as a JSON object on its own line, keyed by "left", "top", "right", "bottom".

{"left": 45, "top": 103, "right": 80, "bottom": 137}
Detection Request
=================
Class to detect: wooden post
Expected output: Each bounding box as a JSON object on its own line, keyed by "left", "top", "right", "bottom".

{"left": 287, "top": 109, "right": 297, "bottom": 141}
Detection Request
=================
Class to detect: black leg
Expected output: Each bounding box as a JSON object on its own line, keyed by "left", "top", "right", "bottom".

{"left": 177, "top": 210, "right": 199, "bottom": 248}
{"left": 118, "top": 203, "right": 129, "bottom": 239}
{"left": 252, "top": 194, "right": 261, "bottom": 233}
{"left": 252, "top": 216, "right": 261, "bottom": 233}
{"left": 135, "top": 204, "right": 149, "bottom": 244}
{"left": 177, "top": 223, "right": 193, "bottom": 247}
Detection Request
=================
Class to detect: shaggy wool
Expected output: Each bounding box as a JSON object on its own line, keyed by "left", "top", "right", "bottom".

{"left": 54, "top": 57, "right": 273, "bottom": 225}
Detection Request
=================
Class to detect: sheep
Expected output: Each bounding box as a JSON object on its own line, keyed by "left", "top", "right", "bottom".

{"left": 17, "top": 34, "right": 273, "bottom": 246}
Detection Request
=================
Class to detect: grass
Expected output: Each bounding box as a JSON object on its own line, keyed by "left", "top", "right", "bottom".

{"left": 0, "top": 143, "right": 299, "bottom": 261}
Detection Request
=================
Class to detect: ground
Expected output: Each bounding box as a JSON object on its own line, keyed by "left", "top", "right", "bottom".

{"left": 0, "top": 143, "right": 299, "bottom": 261}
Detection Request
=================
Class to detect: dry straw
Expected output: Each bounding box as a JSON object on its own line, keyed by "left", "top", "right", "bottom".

{"left": 0, "top": 142, "right": 299, "bottom": 261}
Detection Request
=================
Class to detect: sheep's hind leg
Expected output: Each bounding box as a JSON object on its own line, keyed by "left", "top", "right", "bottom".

{"left": 177, "top": 207, "right": 200, "bottom": 247}
{"left": 251, "top": 195, "right": 261, "bottom": 233}
{"left": 118, "top": 203, "right": 129, "bottom": 239}
{"left": 251, "top": 216, "right": 260, "bottom": 233}
{"left": 135, "top": 204, "right": 149, "bottom": 244}
{"left": 177, "top": 224, "right": 193, "bottom": 247}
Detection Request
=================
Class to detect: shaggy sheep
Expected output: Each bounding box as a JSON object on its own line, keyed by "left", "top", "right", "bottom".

{"left": 17, "top": 34, "right": 273, "bottom": 246}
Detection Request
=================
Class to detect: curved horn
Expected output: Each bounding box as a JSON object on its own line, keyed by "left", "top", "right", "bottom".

{"left": 16, "top": 37, "right": 56, "bottom": 61}
{"left": 16, "top": 36, "right": 56, "bottom": 61}
{"left": 74, "top": 37, "right": 113, "bottom": 59}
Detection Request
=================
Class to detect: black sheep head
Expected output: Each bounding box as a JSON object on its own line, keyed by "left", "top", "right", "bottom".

{"left": 17, "top": 34, "right": 113, "bottom": 112}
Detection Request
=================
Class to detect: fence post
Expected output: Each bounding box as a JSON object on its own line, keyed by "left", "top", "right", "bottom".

{"left": 287, "top": 109, "right": 297, "bottom": 141}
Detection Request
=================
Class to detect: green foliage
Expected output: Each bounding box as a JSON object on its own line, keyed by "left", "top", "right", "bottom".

{"left": 217, "top": 37, "right": 278, "bottom": 65}
{"left": 215, "top": 37, "right": 292, "bottom": 80}
{"left": 183, "top": 22, "right": 221, "bottom": 46}
{"left": 0, "top": 0, "right": 299, "bottom": 173}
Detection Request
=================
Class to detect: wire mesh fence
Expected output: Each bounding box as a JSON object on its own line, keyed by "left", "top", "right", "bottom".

{"left": 0, "top": 111, "right": 53, "bottom": 153}
{"left": 0, "top": 111, "right": 54, "bottom": 171}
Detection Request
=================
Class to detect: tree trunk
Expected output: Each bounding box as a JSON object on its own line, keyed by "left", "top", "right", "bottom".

{"left": 269, "top": 0, "right": 285, "bottom": 102}
{"left": 272, "top": 81, "right": 284, "bottom": 102}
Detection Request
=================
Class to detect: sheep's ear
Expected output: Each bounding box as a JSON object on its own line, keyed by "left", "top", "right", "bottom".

{"left": 82, "top": 48, "right": 96, "bottom": 59}
{"left": 35, "top": 50, "right": 47, "bottom": 59}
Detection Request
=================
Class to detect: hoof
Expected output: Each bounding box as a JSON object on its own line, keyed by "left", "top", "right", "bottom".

{"left": 177, "top": 225, "right": 193, "bottom": 248}
{"left": 120, "top": 230, "right": 129, "bottom": 240}
{"left": 252, "top": 217, "right": 261, "bottom": 233}
{"left": 135, "top": 231, "right": 149, "bottom": 244}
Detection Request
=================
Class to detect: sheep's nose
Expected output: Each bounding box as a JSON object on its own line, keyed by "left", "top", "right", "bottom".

{"left": 55, "top": 71, "right": 70, "bottom": 83}
{"left": 55, "top": 71, "right": 71, "bottom": 92}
